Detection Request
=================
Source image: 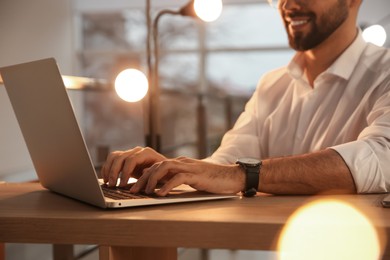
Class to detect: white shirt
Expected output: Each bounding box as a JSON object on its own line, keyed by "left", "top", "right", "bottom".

{"left": 207, "top": 32, "right": 390, "bottom": 194}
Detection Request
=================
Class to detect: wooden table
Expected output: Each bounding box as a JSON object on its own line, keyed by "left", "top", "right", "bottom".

{"left": 1, "top": 182, "right": 390, "bottom": 260}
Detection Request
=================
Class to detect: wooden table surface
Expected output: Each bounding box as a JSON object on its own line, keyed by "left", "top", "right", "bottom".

{"left": 1, "top": 182, "right": 389, "bottom": 259}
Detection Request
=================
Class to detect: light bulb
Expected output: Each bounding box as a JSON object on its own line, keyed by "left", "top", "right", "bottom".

{"left": 115, "top": 69, "right": 148, "bottom": 103}
{"left": 194, "top": 0, "right": 223, "bottom": 22}
{"left": 363, "top": 24, "right": 387, "bottom": 47}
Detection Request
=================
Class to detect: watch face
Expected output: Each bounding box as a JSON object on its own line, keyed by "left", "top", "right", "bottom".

{"left": 238, "top": 157, "right": 261, "bottom": 166}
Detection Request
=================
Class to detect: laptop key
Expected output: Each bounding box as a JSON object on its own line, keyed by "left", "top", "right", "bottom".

{"left": 101, "top": 185, "right": 149, "bottom": 200}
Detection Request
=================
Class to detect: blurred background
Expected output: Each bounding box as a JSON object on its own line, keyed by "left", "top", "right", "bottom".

{"left": 1, "top": 0, "right": 389, "bottom": 183}
{"left": 0, "top": 0, "right": 389, "bottom": 259}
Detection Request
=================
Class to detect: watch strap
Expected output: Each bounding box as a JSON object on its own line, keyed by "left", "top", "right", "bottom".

{"left": 243, "top": 166, "right": 260, "bottom": 197}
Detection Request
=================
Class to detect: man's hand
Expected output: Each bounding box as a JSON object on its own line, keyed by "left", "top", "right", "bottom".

{"left": 101, "top": 146, "right": 167, "bottom": 187}
{"left": 101, "top": 147, "right": 244, "bottom": 196}
{"left": 129, "top": 157, "right": 245, "bottom": 196}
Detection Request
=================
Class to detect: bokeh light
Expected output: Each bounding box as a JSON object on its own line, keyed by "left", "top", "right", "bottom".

{"left": 363, "top": 24, "right": 387, "bottom": 47}
{"left": 194, "top": 0, "right": 223, "bottom": 22}
{"left": 115, "top": 69, "right": 148, "bottom": 103}
{"left": 278, "top": 199, "right": 382, "bottom": 260}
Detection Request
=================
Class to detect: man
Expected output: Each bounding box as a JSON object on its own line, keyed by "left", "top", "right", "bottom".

{"left": 102, "top": 0, "right": 390, "bottom": 197}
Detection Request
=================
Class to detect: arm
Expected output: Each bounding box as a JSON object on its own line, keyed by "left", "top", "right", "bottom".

{"left": 260, "top": 148, "right": 356, "bottom": 195}
{"left": 127, "top": 148, "right": 356, "bottom": 196}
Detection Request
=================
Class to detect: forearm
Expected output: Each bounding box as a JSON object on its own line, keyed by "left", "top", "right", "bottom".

{"left": 259, "top": 149, "right": 357, "bottom": 195}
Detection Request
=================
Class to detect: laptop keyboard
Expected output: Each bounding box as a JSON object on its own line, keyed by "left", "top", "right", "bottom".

{"left": 101, "top": 185, "right": 150, "bottom": 200}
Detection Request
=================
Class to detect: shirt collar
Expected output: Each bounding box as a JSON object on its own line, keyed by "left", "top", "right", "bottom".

{"left": 287, "top": 29, "right": 368, "bottom": 81}
{"left": 326, "top": 29, "right": 367, "bottom": 80}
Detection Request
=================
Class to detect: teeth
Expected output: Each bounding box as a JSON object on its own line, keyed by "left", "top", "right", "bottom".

{"left": 290, "top": 20, "right": 308, "bottom": 26}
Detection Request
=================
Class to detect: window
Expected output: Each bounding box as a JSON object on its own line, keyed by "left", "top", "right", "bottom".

{"left": 75, "top": 2, "right": 294, "bottom": 160}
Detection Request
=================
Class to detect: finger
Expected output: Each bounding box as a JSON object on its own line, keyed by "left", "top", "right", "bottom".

{"left": 156, "top": 172, "right": 195, "bottom": 196}
{"left": 107, "top": 147, "right": 143, "bottom": 187}
{"left": 118, "top": 148, "right": 145, "bottom": 187}
{"left": 119, "top": 147, "right": 164, "bottom": 187}
{"left": 102, "top": 151, "right": 123, "bottom": 183}
{"left": 118, "top": 156, "right": 138, "bottom": 187}
{"left": 130, "top": 166, "right": 154, "bottom": 193}
{"left": 101, "top": 151, "right": 117, "bottom": 182}
{"left": 145, "top": 160, "right": 195, "bottom": 194}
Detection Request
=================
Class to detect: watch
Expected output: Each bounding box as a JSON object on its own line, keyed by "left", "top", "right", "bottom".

{"left": 236, "top": 158, "right": 262, "bottom": 197}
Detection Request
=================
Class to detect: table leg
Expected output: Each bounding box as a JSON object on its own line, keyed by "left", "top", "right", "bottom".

{"left": 99, "top": 246, "right": 177, "bottom": 260}
{"left": 53, "top": 244, "right": 74, "bottom": 260}
{"left": 0, "top": 243, "right": 4, "bottom": 260}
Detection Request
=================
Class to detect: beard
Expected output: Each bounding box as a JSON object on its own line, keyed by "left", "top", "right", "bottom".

{"left": 284, "top": 0, "right": 349, "bottom": 51}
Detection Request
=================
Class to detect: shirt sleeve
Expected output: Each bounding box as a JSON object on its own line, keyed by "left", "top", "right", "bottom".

{"left": 331, "top": 87, "right": 390, "bottom": 193}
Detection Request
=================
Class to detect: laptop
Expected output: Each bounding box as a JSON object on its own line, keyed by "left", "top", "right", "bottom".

{"left": 0, "top": 58, "right": 237, "bottom": 208}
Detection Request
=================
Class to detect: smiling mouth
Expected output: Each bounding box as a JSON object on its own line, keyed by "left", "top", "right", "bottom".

{"left": 290, "top": 19, "right": 309, "bottom": 26}
{"left": 286, "top": 17, "right": 311, "bottom": 32}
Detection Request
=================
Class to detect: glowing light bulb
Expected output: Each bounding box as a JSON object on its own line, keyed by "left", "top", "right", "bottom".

{"left": 363, "top": 24, "right": 387, "bottom": 47}
{"left": 278, "top": 199, "right": 382, "bottom": 260}
{"left": 115, "top": 69, "right": 148, "bottom": 103}
{"left": 194, "top": 0, "right": 223, "bottom": 22}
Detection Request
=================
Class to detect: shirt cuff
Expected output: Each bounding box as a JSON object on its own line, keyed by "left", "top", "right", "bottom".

{"left": 331, "top": 140, "right": 387, "bottom": 193}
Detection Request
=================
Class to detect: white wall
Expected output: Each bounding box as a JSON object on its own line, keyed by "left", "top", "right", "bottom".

{"left": 0, "top": 0, "right": 75, "bottom": 181}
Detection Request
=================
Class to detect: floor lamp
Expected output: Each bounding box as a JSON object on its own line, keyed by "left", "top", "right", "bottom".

{"left": 146, "top": 0, "right": 223, "bottom": 153}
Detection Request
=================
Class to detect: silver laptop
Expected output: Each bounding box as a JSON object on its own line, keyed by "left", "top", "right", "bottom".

{"left": 0, "top": 58, "right": 236, "bottom": 208}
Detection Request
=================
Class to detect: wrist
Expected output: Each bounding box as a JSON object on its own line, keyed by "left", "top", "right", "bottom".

{"left": 234, "top": 165, "right": 246, "bottom": 193}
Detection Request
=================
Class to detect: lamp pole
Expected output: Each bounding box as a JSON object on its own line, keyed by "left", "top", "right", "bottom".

{"left": 145, "top": 0, "right": 222, "bottom": 153}
{"left": 149, "top": 9, "right": 185, "bottom": 153}
{"left": 145, "top": 2, "right": 196, "bottom": 153}
{"left": 145, "top": 0, "right": 162, "bottom": 152}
